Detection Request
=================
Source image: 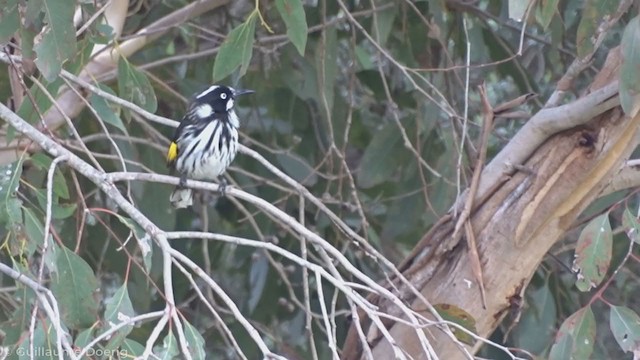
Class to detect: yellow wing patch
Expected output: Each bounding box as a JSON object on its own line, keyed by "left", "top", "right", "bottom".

{"left": 167, "top": 142, "right": 178, "bottom": 163}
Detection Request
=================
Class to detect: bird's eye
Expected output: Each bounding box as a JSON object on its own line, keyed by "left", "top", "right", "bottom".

{"left": 220, "top": 93, "right": 227, "bottom": 99}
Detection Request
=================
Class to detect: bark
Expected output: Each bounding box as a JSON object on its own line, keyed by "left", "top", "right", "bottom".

{"left": 342, "top": 49, "right": 639, "bottom": 359}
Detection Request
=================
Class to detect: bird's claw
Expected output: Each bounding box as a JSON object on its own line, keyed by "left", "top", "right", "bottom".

{"left": 218, "top": 176, "right": 228, "bottom": 197}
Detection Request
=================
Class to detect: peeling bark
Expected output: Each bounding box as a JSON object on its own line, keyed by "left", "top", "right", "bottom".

{"left": 343, "top": 48, "right": 639, "bottom": 360}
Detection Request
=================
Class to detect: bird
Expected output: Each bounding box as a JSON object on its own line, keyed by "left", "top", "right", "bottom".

{"left": 166, "top": 85, "right": 254, "bottom": 208}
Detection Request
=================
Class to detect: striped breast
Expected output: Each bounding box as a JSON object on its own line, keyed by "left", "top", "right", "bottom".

{"left": 175, "top": 116, "right": 239, "bottom": 180}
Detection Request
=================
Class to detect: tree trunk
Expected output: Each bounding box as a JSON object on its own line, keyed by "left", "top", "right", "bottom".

{"left": 343, "top": 48, "right": 638, "bottom": 359}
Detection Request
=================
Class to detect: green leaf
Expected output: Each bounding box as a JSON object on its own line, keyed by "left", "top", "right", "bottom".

{"left": 183, "top": 320, "right": 206, "bottom": 360}
{"left": 276, "top": 153, "right": 318, "bottom": 186}
{"left": 92, "top": 23, "right": 115, "bottom": 45}
{"left": 433, "top": 304, "right": 477, "bottom": 345}
{"left": 121, "top": 339, "right": 145, "bottom": 357}
{"left": 382, "top": 194, "right": 422, "bottom": 239}
{"left": 481, "top": 29, "right": 535, "bottom": 93}
{"left": 0, "top": 160, "right": 22, "bottom": 200}
{"left": 17, "top": 319, "right": 59, "bottom": 359}
{"left": 34, "top": 0, "right": 77, "bottom": 81}
{"left": 355, "top": 45, "right": 374, "bottom": 70}
{"left": 0, "top": 160, "right": 24, "bottom": 229}
{"left": 358, "top": 122, "right": 403, "bottom": 188}
{"left": 0, "top": 288, "right": 35, "bottom": 346}
{"left": 115, "top": 214, "right": 152, "bottom": 271}
{"left": 508, "top": 0, "right": 529, "bottom": 21}
{"left": 16, "top": 79, "right": 63, "bottom": 124}
{"left": 572, "top": 213, "right": 612, "bottom": 291}
{"left": 117, "top": 57, "right": 158, "bottom": 113}
{"left": 512, "top": 283, "right": 557, "bottom": 354}
{"left": 371, "top": 3, "right": 397, "bottom": 46}
{"left": 549, "top": 306, "right": 596, "bottom": 360}
{"left": 622, "top": 207, "right": 640, "bottom": 244}
{"left": 213, "top": 14, "right": 257, "bottom": 81}
{"left": 35, "top": 189, "right": 77, "bottom": 219}
{"left": 30, "top": 153, "right": 70, "bottom": 199}
{"left": 23, "top": 208, "right": 44, "bottom": 251}
{"left": 42, "top": 238, "right": 60, "bottom": 274}
{"left": 153, "top": 331, "right": 179, "bottom": 360}
{"left": 24, "top": 0, "right": 44, "bottom": 27}
{"left": 275, "top": 0, "right": 308, "bottom": 56}
{"left": 549, "top": 333, "right": 572, "bottom": 360}
{"left": 536, "top": 0, "right": 560, "bottom": 30}
{"left": 576, "top": 0, "right": 617, "bottom": 59}
{"left": 50, "top": 245, "right": 100, "bottom": 329}
{"left": 19, "top": 16, "right": 38, "bottom": 62}
{"left": 104, "top": 284, "right": 135, "bottom": 350}
{"left": 620, "top": 16, "right": 640, "bottom": 117}
{"left": 248, "top": 251, "right": 269, "bottom": 313}
{"left": 91, "top": 84, "right": 127, "bottom": 133}
{"left": 315, "top": 26, "right": 337, "bottom": 117}
{"left": 0, "top": 0, "right": 19, "bottom": 44}
{"left": 610, "top": 305, "right": 640, "bottom": 353}
{"left": 74, "top": 328, "right": 94, "bottom": 348}
{"left": 2, "top": 198, "right": 22, "bottom": 228}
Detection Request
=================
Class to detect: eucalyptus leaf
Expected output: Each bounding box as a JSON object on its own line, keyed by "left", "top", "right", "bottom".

{"left": 536, "top": 0, "right": 560, "bottom": 30}
{"left": 248, "top": 251, "right": 269, "bottom": 313}
{"left": 572, "top": 213, "right": 612, "bottom": 292}
{"left": 115, "top": 214, "right": 152, "bottom": 271}
{"left": 35, "top": 189, "right": 77, "bottom": 219}
{"left": 549, "top": 306, "right": 596, "bottom": 360}
{"left": 30, "top": 153, "right": 70, "bottom": 199}
{"left": 34, "top": 0, "right": 76, "bottom": 81}
{"left": 50, "top": 245, "right": 100, "bottom": 329}
{"left": 121, "top": 339, "right": 145, "bottom": 357}
{"left": 183, "top": 320, "right": 206, "bottom": 360}
{"left": 358, "top": 122, "right": 403, "bottom": 188}
{"left": 91, "top": 84, "right": 127, "bottom": 133}
{"left": 0, "top": 160, "right": 23, "bottom": 228}
{"left": 0, "top": 0, "right": 19, "bottom": 44}
{"left": 118, "top": 57, "right": 158, "bottom": 113}
{"left": 213, "top": 14, "right": 257, "bottom": 81}
{"left": 275, "top": 0, "right": 308, "bottom": 55}
{"left": 315, "top": 26, "right": 337, "bottom": 117}
{"left": 104, "top": 284, "right": 135, "bottom": 350}
{"left": 576, "top": 0, "right": 617, "bottom": 58}
{"left": 620, "top": 16, "right": 640, "bottom": 116}
{"left": 276, "top": 153, "right": 318, "bottom": 186}
{"left": 153, "top": 331, "right": 179, "bottom": 360}
{"left": 610, "top": 306, "right": 640, "bottom": 353}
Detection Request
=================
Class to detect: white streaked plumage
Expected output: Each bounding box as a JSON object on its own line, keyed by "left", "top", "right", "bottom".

{"left": 168, "top": 84, "right": 251, "bottom": 208}
{"left": 174, "top": 119, "right": 239, "bottom": 180}
{"left": 195, "top": 104, "right": 213, "bottom": 118}
{"left": 228, "top": 108, "right": 239, "bottom": 127}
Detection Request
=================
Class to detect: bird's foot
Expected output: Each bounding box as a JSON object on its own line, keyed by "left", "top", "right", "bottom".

{"left": 218, "top": 176, "right": 228, "bottom": 197}
{"left": 179, "top": 174, "right": 188, "bottom": 188}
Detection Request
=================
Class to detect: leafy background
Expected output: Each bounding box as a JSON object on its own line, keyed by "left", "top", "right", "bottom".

{"left": 0, "top": 0, "right": 639, "bottom": 359}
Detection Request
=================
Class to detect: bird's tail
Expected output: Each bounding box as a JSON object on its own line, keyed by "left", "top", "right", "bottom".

{"left": 170, "top": 187, "right": 193, "bottom": 209}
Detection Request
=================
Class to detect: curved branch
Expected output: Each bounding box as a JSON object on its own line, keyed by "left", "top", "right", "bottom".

{"left": 456, "top": 81, "right": 620, "bottom": 212}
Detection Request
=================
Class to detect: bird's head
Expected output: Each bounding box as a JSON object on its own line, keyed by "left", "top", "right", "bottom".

{"left": 193, "top": 85, "right": 254, "bottom": 117}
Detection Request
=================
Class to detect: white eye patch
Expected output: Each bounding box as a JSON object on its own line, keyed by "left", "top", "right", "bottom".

{"left": 195, "top": 104, "right": 213, "bottom": 118}
{"left": 220, "top": 93, "right": 227, "bottom": 99}
{"left": 226, "top": 99, "right": 235, "bottom": 111}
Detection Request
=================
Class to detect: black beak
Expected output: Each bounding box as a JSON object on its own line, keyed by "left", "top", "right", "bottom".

{"left": 233, "top": 88, "right": 255, "bottom": 96}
